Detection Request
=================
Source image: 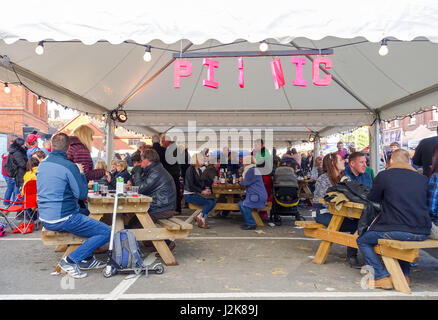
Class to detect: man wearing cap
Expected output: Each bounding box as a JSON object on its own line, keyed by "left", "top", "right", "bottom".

{"left": 26, "top": 134, "right": 42, "bottom": 158}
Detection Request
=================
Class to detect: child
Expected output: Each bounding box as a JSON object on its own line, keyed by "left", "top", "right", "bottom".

{"left": 108, "top": 160, "right": 131, "bottom": 190}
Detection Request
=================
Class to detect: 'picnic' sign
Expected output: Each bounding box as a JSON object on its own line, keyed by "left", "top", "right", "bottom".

{"left": 174, "top": 56, "right": 332, "bottom": 89}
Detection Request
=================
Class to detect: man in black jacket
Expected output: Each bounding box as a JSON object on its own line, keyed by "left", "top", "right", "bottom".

{"left": 356, "top": 150, "right": 431, "bottom": 290}
{"left": 131, "top": 148, "right": 177, "bottom": 250}
{"left": 413, "top": 127, "right": 438, "bottom": 176}
{"left": 152, "top": 134, "right": 182, "bottom": 214}
{"left": 131, "top": 149, "right": 176, "bottom": 220}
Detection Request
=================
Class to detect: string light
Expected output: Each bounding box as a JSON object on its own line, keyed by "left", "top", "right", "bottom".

{"left": 35, "top": 41, "right": 44, "bottom": 55}
{"left": 4, "top": 83, "right": 10, "bottom": 94}
{"left": 259, "top": 41, "right": 269, "bottom": 52}
{"left": 143, "top": 45, "right": 152, "bottom": 62}
{"left": 36, "top": 96, "right": 42, "bottom": 105}
{"left": 378, "top": 38, "right": 389, "bottom": 56}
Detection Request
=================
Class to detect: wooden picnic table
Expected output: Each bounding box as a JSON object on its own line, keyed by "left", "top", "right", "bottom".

{"left": 186, "top": 183, "right": 271, "bottom": 227}
{"left": 296, "top": 199, "right": 438, "bottom": 294}
{"left": 298, "top": 178, "right": 315, "bottom": 202}
{"left": 42, "top": 193, "right": 192, "bottom": 269}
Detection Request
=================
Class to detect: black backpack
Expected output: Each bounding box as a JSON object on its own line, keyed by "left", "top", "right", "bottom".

{"left": 5, "top": 152, "right": 18, "bottom": 178}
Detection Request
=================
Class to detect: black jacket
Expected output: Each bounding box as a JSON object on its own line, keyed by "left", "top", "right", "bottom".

{"left": 201, "top": 165, "right": 218, "bottom": 189}
{"left": 132, "top": 162, "right": 176, "bottom": 214}
{"left": 152, "top": 142, "right": 181, "bottom": 178}
{"left": 8, "top": 143, "right": 28, "bottom": 187}
{"left": 184, "top": 165, "right": 205, "bottom": 194}
{"left": 325, "top": 181, "right": 378, "bottom": 236}
{"left": 367, "top": 168, "right": 431, "bottom": 235}
{"left": 413, "top": 136, "right": 438, "bottom": 177}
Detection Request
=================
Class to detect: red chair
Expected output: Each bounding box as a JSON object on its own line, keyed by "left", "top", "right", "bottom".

{"left": 0, "top": 179, "right": 38, "bottom": 233}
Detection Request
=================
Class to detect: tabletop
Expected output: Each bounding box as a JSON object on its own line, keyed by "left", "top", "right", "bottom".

{"left": 87, "top": 193, "right": 152, "bottom": 204}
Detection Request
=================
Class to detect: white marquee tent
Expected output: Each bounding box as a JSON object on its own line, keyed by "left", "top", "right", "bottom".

{"left": 1, "top": 0, "right": 438, "bottom": 169}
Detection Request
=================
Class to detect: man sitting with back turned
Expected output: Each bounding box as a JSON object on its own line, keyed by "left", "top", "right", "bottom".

{"left": 37, "top": 133, "right": 110, "bottom": 279}
{"left": 356, "top": 149, "right": 431, "bottom": 290}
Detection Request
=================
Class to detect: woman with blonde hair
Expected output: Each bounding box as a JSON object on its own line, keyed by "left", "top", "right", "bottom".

{"left": 67, "top": 125, "right": 106, "bottom": 182}
{"left": 67, "top": 125, "right": 106, "bottom": 216}
{"left": 108, "top": 160, "right": 131, "bottom": 190}
{"left": 184, "top": 152, "right": 216, "bottom": 229}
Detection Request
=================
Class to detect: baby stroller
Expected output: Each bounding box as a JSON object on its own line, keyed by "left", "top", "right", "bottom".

{"left": 270, "top": 165, "right": 305, "bottom": 226}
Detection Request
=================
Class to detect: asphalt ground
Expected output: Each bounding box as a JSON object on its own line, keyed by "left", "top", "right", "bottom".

{"left": 1, "top": 202, "right": 438, "bottom": 301}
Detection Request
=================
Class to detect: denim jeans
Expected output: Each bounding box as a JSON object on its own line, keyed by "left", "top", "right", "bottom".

{"left": 313, "top": 203, "right": 358, "bottom": 233}
{"left": 238, "top": 200, "right": 256, "bottom": 226}
{"left": 184, "top": 194, "right": 216, "bottom": 219}
{"left": 356, "top": 230, "right": 428, "bottom": 280}
{"left": 42, "top": 213, "right": 111, "bottom": 264}
{"left": 3, "top": 176, "right": 18, "bottom": 206}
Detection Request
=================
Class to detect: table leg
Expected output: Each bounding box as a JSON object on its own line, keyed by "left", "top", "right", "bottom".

{"left": 251, "top": 210, "right": 265, "bottom": 227}
{"left": 312, "top": 215, "right": 344, "bottom": 264}
{"left": 54, "top": 244, "right": 80, "bottom": 273}
{"left": 381, "top": 255, "right": 411, "bottom": 294}
{"left": 55, "top": 245, "right": 68, "bottom": 252}
{"left": 135, "top": 213, "right": 178, "bottom": 266}
{"left": 185, "top": 209, "right": 202, "bottom": 224}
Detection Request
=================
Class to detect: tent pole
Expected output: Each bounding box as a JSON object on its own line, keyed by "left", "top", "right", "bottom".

{"left": 313, "top": 134, "right": 321, "bottom": 161}
{"left": 105, "top": 117, "right": 115, "bottom": 167}
{"left": 369, "top": 117, "right": 381, "bottom": 175}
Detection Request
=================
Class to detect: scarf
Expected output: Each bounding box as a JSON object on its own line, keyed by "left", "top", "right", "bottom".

{"left": 242, "top": 164, "right": 256, "bottom": 179}
{"left": 387, "top": 161, "right": 417, "bottom": 172}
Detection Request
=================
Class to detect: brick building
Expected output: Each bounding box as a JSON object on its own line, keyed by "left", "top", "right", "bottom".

{"left": 382, "top": 107, "right": 438, "bottom": 149}
{"left": 0, "top": 83, "right": 48, "bottom": 145}
{"left": 54, "top": 114, "right": 152, "bottom": 160}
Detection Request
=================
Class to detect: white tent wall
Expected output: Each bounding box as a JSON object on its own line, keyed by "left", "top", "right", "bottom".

{"left": 1, "top": 1, "right": 438, "bottom": 173}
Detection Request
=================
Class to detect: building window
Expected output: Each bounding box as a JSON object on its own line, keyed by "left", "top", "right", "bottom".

{"left": 433, "top": 109, "right": 438, "bottom": 121}
{"left": 128, "top": 139, "right": 140, "bottom": 146}
{"left": 409, "top": 115, "right": 416, "bottom": 125}
{"left": 393, "top": 120, "right": 399, "bottom": 128}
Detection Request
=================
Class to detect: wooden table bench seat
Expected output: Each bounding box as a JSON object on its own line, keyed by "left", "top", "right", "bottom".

{"left": 41, "top": 195, "right": 193, "bottom": 273}
{"left": 187, "top": 202, "right": 272, "bottom": 227}
{"left": 297, "top": 199, "right": 438, "bottom": 294}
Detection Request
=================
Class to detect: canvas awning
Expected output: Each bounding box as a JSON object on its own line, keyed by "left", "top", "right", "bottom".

{"left": 0, "top": 0, "right": 437, "bottom": 147}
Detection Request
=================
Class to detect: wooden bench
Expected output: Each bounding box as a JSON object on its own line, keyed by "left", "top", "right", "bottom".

{"left": 41, "top": 195, "right": 194, "bottom": 272}
{"left": 376, "top": 238, "right": 438, "bottom": 294}
{"left": 41, "top": 215, "right": 193, "bottom": 273}
{"left": 187, "top": 202, "right": 272, "bottom": 227}
{"left": 296, "top": 200, "right": 438, "bottom": 294}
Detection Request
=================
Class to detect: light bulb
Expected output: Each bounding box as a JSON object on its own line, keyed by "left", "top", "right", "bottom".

{"left": 259, "top": 41, "right": 269, "bottom": 52}
{"left": 4, "top": 83, "right": 10, "bottom": 94}
{"left": 379, "top": 44, "right": 388, "bottom": 56}
{"left": 143, "top": 51, "right": 152, "bottom": 62}
{"left": 379, "top": 38, "right": 388, "bottom": 56}
{"left": 37, "top": 96, "right": 42, "bottom": 105}
{"left": 35, "top": 41, "right": 44, "bottom": 55}
{"left": 143, "top": 45, "right": 152, "bottom": 62}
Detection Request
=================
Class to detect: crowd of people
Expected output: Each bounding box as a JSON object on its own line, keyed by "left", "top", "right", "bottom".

{"left": 2, "top": 125, "right": 438, "bottom": 286}
{"left": 311, "top": 131, "right": 438, "bottom": 290}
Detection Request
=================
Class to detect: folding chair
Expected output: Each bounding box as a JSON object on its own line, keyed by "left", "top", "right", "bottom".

{"left": 0, "top": 180, "right": 39, "bottom": 233}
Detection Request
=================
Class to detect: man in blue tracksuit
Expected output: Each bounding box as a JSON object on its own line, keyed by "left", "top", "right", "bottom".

{"left": 37, "top": 133, "right": 110, "bottom": 279}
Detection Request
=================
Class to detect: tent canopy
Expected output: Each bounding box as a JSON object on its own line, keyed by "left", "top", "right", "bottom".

{"left": 1, "top": 0, "right": 438, "bottom": 147}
